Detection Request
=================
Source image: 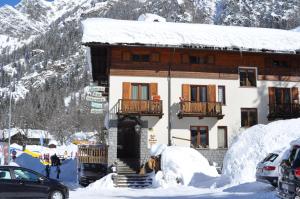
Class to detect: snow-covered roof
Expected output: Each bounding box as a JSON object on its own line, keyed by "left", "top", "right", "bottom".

{"left": 0, "top": 128, "right": 53, "bottom": 140}
{"left": 82, "top": 18, "right": 300, "bottom": 54}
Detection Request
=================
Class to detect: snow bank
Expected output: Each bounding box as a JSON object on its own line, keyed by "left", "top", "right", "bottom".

{"left": 222, "top": 118, "right": 300, "bottom": 185}
{"left": 86, "top": 173, "right": 115, "bottom": 190}
{"left": 153, "top": 145, "right": 219, "bottom": 187}
{"left": 138, "top": 13, "right": 166, "bottom": 22}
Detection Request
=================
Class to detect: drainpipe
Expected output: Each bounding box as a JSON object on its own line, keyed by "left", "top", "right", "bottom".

{"left": 168, "top": 48, "right": 176, "bottom": 146}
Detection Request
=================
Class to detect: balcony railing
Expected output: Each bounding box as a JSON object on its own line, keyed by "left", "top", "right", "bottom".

{"left": 117, "top": 99, "right": 163, "bottom": 118}
{"left": 178, "top": 101, "right": 224, "bottom": 119}
{"left": 268, "top": 103, "right": 300, "bottom": 120}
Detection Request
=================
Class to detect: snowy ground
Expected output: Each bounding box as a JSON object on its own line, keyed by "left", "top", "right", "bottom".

{"left": 69, "top": 182, "right": 277, "bottom": 199}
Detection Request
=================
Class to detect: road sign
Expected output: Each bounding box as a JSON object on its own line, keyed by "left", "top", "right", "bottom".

{"left": 89, "top": 86, "right": 105, "bottom": 92}
{"left": 86, "top": 96, "right": 107, "bottom": 103}
{"left": 90, "top": 92, "right": 102, "bottom": 97}
{"left": 91, "top": 108, "right": 104, "bottom": 114}
{"left": 91, "top": 102, "right": 104, "bottom": 109}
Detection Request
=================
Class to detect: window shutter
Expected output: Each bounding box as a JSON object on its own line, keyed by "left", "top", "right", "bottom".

{"left": 122, "top": 51, "right": 131, "bottom": 61}
{"left": 207, "top": 85, "right": 216, "bottom": 102}
{"left": 182, "top": 84, "right": 190, "bottom": 101}
{"left": 181, "top": 54, "right": 189, "bottom": 64}
{"left": 149, "top": 83, "right": 158, "bottom": 99}
{"left": 122, "top": 82, "right": 131, "bottom": 99}
{"left": 268, "top": 87, "right": 275, "bottom": 104}
{"left": 292, "top": 87, "right": 299, "bottom": 103}
{"left": 151, "top": 53, "right": 160, "bottom": 63}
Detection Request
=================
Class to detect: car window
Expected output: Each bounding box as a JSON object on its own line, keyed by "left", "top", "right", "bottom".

{"left": 292, "top": 149, "right": 300, "bottom": 168}
{"left": 263, "top": 153, "right": 278, "bottom": 162}
{"left": 0, "top": 169, "right": 11, "bottom": 180}
{"left": 13, "top": 169, "right": 39, "bottom": 181}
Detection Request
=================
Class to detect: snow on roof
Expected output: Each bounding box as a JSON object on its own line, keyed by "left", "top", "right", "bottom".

{"left": 82, "top": 18, "right": 300, "bottom": 54}
{"left": 0, "top": 128, "right": 53, "bottom": 140}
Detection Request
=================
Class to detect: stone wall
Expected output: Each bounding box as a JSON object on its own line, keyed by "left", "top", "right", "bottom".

{"left": 197, "top": 148, "right": 228, "bottom": 168}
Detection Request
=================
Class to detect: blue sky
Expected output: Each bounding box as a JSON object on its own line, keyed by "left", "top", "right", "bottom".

{"left": 0, "top": 0, "right": 20, "bottom": 7}
{"left": 0, "top": 0, "right": 53, "bottom": 7}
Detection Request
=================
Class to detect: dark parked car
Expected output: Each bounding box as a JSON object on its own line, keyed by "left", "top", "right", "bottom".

{"left": 0, "top": 166, "right": 69, "bottom": 199}
{"left": 78, "top": 163, "right": 107, "bottom": 187}
{"left": 277, "top": 145, "right": 300, "bottom": 199}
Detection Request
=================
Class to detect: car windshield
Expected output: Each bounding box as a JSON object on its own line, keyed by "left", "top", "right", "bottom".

{"left": 263, "top": 153, "right": 278, "bottom": 162}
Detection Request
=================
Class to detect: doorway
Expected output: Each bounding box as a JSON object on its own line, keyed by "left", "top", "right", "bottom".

{"left": 117, "top": 118, "right": 140, "bottom": 159}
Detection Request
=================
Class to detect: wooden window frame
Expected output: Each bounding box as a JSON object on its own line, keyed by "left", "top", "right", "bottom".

{"left": 132, "top": 54, "right": 150, "bottom": 62}
{"left": 241, "top": 108, "right": 258, "bottom": 127}
{"left": 218, "top": 85, "right": 226, "bottom": 105}
{"left": 239, "top": 67, "right": 257, "bottom": 87}
{"left": 190, "top": 126, "right": 209, "bottom": 148}
{"left": 190, "top": 85, "right": 208, "bottom": 102}
{"left": 188, "top": 55, "right": 215, "bottom": 65}
{"left": 131, "top": 83, "right": 150, "bottom": 100}
{"left": 272, "top": 60, "right": 288, "bottom": 68}
{"left": 217, "top": 126, "right": 228, "bottom": 148}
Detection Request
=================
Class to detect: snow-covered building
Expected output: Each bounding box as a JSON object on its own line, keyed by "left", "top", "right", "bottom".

{"left": 81, "top": 18, "right": 300, "bottom": 168}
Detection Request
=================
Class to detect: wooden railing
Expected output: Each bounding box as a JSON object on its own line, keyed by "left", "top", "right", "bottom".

{"left": 117, "top": 99, "right": 163, "bottom": 117}
{"left": 268, "top": 103, "right": 300, "bottom": 120}
{"left": 178, "top": 101, "right": 223, "bottom": 119}
{"left": 78, "top": 145, "right": 108, "bottom": 164}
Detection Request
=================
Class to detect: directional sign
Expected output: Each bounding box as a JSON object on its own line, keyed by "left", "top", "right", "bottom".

{"left": 90, "top": 92, "right": 102, "bottom": 97}
{"left": 91, "top": 102, "right": 104, "bottom": 109}
{"left": 86, "top": 96, "right": 107, "bottom": 103}
{"left": 91, "top": 108, "right": 104, "bottom": 114}
{"left": 89, "top": 86, "right": 106, "bottom": 92}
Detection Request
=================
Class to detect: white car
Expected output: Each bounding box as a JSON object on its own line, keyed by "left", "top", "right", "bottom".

{"left": 256, "top": 149, "right": 287, "bottom": 187}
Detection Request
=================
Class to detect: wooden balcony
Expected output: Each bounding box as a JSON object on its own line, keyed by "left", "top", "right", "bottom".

{"left": 178, "top": 101, "right": 224, "bottom": 119}
{"left": 268, "top": 103, "right": 300, "bottom": 120}
{"left": 117, "top": 99, "right": 163, "bottom": 118}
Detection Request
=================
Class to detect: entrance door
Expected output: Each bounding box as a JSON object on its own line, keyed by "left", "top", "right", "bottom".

{"left": 117, "top": 120, "right": 140, "bottom": 159}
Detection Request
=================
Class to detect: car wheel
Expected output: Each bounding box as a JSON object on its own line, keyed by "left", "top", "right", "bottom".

{"left": 49, "top": 190, "right": 64, "bottom": 199}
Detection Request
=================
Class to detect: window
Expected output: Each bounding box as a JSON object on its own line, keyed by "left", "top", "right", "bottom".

{"left": 272, "top": 60, "right": 288, "bottom": 68}
{"left": 0, "top": 169, "right": 11, "bottom": 180}
{"left": 189, "top": 55, "right": 214, "bottom": 64}
{"left": 275, "top": 88, "right": 291, "bottom": 104}
{"left": 241, "top": 108, "right": 258, "bottom": 127}
{"left": 218, "top": 86, "right": 226, "bottom": 105}
{"left": 190, "top": 126, "right": 209, "bottom": 148}
{"left": 13, "top": 169, "right": 39, "bottom": 181}
{"left": 132, "top": 54, "right": 150, "bottom": 62}
{"left": 239, "top": 68, "right": 257, "bottom": 87}
{"left": 190, "top": 85, "right": 207, "bottom": 102}
{"left": 131, "top": 83, "right": 149, "bottom": 100}
{"left": 217, "top": 126, "right": 228, "bottom": 148}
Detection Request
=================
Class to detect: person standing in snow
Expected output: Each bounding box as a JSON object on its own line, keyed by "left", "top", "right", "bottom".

{"left": 51, "top": 154, "right": 61, "bottom": 179}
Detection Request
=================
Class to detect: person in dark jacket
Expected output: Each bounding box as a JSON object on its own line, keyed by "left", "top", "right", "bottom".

{"left": 50, "top": 154, "right": 61, "bottom": 179}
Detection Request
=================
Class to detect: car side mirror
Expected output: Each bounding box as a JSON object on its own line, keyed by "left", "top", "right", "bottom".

{"left": 38, "top": 177, "right": 45, "bottom": 183}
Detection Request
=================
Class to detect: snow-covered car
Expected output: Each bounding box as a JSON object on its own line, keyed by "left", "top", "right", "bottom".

{"left": 256, "top": 150, "right": 285, "bottom": 187}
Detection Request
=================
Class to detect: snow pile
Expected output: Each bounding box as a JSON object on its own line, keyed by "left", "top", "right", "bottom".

{"left": 152, "top": 145, "right": 219, "bottom": 187}
{"left": 138, "top": 13, "right": 166, "bottom": 22}
{"left": 82, "top": 18, "right": 300, "bottom": 53}
{"left": 86, "top": 173, "right": 116, "bottom": 190}
{"left": 222, "top": 118, "right": 300, "bottom": 185}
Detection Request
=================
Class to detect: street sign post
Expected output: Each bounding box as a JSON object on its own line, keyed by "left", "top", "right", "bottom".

{"left": 86, "top": 96, "right": 107, "bottom": 103}
{"left": 91, "top": 109, "right": 104, "bottom": 114}
{"left": 91, "top": 102, "right": 104, "bottom": 109}
{"left": 89, "top": 86, "right": 105, "bottom": 92}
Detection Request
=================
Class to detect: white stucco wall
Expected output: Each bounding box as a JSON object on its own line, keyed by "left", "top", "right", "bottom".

{"left": 109, "top": 74, "right": 300, "bottom": 149}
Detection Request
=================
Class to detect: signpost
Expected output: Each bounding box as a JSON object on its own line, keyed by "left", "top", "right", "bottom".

{"left": 87, "top": 85, "right": 107, "bottom": 114}
{"left": 86, "top": 96, "right": 107, "bottom": 103}
{"left": 91, "top": 102, "right": 104, "bottom": 109}
{"left": 89, "top": 86, "right": 106, "bottom": 92}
